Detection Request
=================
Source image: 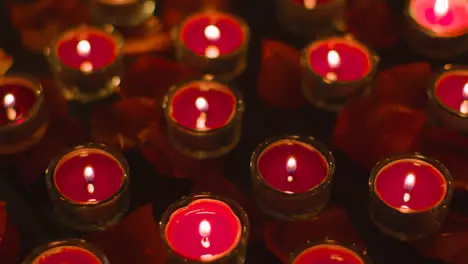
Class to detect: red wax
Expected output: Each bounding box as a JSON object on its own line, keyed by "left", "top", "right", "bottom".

{"left": 33, "top": 246, "right": 100, "bottom": 264}
{"left": 179, "top": 11, "right": 245, "bottom": 56}
{"left": 257, "top": 139, "right": 329, "bottom": 193}
{"left": 54, "top": 148, "right": 125, "bottom": 203}
{"left": 375, "top": 159, "right": 447, "bottom": 212}
{"left": 0, "top": 77, "right": 37, "bottom": 126}
{"left": 169, "top": 81, "right": 236, "bottom": 130}
{"left": 409, "top": 0, "right": 468, "bottom": 36}
{"left": 290, "top": 0, "right": 335, "bottom": 7}
{"left": 56, "top": 28, "right": 118, "bottom": 71}
{"left": 293, "top": 244, "right": 364, "bottom": 264}
{"left": 307, "top": 38, "right": 372, "bottom": 82}
{"left": 165, "top": 199, "right": 242, "bottom": 261}
{"left": 434, "top": 70, "right": 468, "bottom": 114}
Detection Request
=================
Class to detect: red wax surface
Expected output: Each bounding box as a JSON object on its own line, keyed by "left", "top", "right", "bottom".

{"left": 56, "top": 28, "right": 118, "bottom": 71}
{"left": 293, "top": 244, "right": 364, "bottom": 264}
{"left": 179, "top": 11, "right": 245, "bottom": 56}
{"left": 165, "top": 199, "right": 242, "bottom": 261}
{"left": 54, "top": 148, "right": 125, "bottom": 203}
{"left": 307, "top": 38, "right": 372, "bottom": 82}
{"left": 0, "top": 78, "right": 37, "bottom": 126}
{"left": 257, "top": 139, "right": 329, "bottom": 193}
{"left": 375, "top": 159, "right": 447, "bottom": 212}
{"left": 290, "top": 0, "right": 335, "bottom": 7}
{"left": 169, "top": 81, "right": 236, "bottom": 130}
{"left": 434, "top": 70, "right": 468, "bottom": 113}
{"left": 33, "top": 246, "right": 100, "bottom": 264}
{"left": 409, "top": 0, "right": 468, "bottom": 36}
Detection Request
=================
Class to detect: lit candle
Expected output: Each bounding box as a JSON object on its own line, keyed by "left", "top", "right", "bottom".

{"left": 289, "top": 240, "right": 370, "bottom": 264}
{"left": 88, "top": 0, "right": 156, "bottom": 27}
{"left": 301, "top": 35, "right": 378, "bottom": 111}
{"left": 369, "top": 153, "right": 453, "bottom": 240}
{"left": 428, "top": 65, "right": 468, "bottom": 133}
{"left": 175, "top": 10, "right": 250, "bottom": 79}
{"left": 250, "top": 135, "right": 334, "bottom": 220}
{"left": 163, "top": 79, "right": 244, "bottom": 159}
{"left": 0, "top": 75, "right": 48, "bottom": 154}
{"left": 23, "top": 239, "right": 109, "bottom": 264}
{"left": 160, "top": 194, "right": 249, "bottom": 263}
{"left": 46, "top": 144, "right": 130, "bottom": 231}
{"left": 45, "top": 25, "right": 124, "bottom": 102}
{"left": 275, "top": 0, "right": 346, "bottom": 37}
{"left": 406, "top": 0, "right": 468, "bottom": 58}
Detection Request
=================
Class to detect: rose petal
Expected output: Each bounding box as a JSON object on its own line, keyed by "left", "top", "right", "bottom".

{"left": 257, "top": 40, "right": 307, "bottom": 110}
{"left": 264, "top": 206, "right": 362, "bottom": 263}
{"left": 0, "top": 202, "right": 20, "bottom": 264}
{"left": 85, "top": 204, "right": 166, "bottom": 264}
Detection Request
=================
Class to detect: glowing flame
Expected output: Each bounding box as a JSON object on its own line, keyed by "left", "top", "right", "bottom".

{"left": 460, "top": 100, "right": 468, "bottom": 114}
{"left": 80, "top": 61, "right": 93, "bottom": 73}
{"left": 87, "top": 183, "right": 95, "bottom": 194}
{"left": 403, "top": 173, "right": 416, "bottom": 191}
{"left": 199, "top": 220, "right": 211, "bottom": 249}
{"left": 434, "top": 0, "right": 449, "bottom": 18}
{"left": 403, "top": 193, "right": 411, "bottom": 203}
{"left": 463, "top": 83, "right": 468, "bottom": 98}
{"left": 327, "top": 50, "right": 341, "bottom": 69}
{"left": 304, "top": 0, "right": 317, "bottom": 9}
{"left": 287, "top": 176, "right": 294, "bottom": 183}
{"left": 287, "top": 157, "right": 297, "bottom": 174}
{"left": 195, "top": 97, "right": 209, "bottom": 112}
{"left": 205, "top": 45, "right": 220, "bottom": 59}
{"left": 3, "top": 93, "right": 16, "bottom": 121}
{"left": 77, "top": 40, "right": 91, "bottom": 57}
{"left": 84, "top": 166, "right": 95, "bottom": 182}
{"left": 204, "top": 25, "right": 221, "bottom": 41}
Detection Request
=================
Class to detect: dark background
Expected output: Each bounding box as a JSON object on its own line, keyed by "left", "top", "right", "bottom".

{"left": 0, "top": 0, "right": 466, "bottom": 263}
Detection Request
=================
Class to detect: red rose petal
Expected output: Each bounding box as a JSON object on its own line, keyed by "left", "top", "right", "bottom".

{"left": 85, "top": 204, "right": 166, "bottom": 264}
{"left": 0, "top": 202, "right": 20, "bottom": 264}
{"left": 264, "top": 206, "right": 362, "bottom": 263}
{"left": 374, "top": 63, "right": 432, "bottom": 109}
{"left": 257, "top": 40, "right": 308, "bottom": 110}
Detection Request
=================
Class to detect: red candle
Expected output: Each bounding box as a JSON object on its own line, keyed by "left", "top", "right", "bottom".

{"left": 306, "top": 37, "right": 372, "bottom": 82}
{"left": 292, "top": 244, "right": 364, "bottom": 264}
{"left": 434, "top": 69, "right": 468, "bottom": 114}
{"left": 169, "top": 81, "right": 236, "bottom": 131}
{"left": 257, "top": 139, "right": 329, "bottom": 193}
{"left": 290, "top": 0, "right": 335, "bottom": 8}
{"left": 179, "top": 11, "right": 246, "bottom": 58}
{"left": 54, "top": 148, "right": 125, "bottom": 203}
{"left": 408, "top": 0, "right": 468, "bottom": 36}
{"left": 32, "top": 246, "right": 101, "bottom": 264}
{"left": 374, "top": 158, "right": 447, "bottom": 212}
{"left": 0, "top": 77, "right": 38, "bottom": 126}
{"left": 56, "top": 27, "right": 119, "bottom": 72}
{"left": 164, "top": 198, "right": 242, "bottom": 262}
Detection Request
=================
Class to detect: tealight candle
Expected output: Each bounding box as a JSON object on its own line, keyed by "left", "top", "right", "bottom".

{"left": 301, "top": 35, "right": 379, "bottom": 111}
{"left": 162, "top": 78, "right": 244, "bottom": 159}
{"left": 428, "top": 65, "right": 468, "bottom": 133}
{"left": 369, "top": 153, "right": 453, "bottom": 240}
{"left": 88, "top": 0, "right": 156, "bottom": 27}
{"left": 288, "top": 240, "right": 371, "bottom": 264}
{"left": 45, "top": 25, "right": 124, "bottom": 103}
{"left": 275, "top": 0, "right": 346, "bottom": 37}
{"left": 405, "top": 0, "right": 468, "bottom": 59}
{"left": 46, "top": 144, "right": 130, "bottom": 231}
{"left": 175, "top": 10, "right": 250, "bottom": 80}
{"left": 22, "top": 239, "right": 109, "bottom": 264}
{"left": 250, "top": 135, "right": 335, "bottom": 220}
{"left": 0, "top": 75, "right": 48, "bottom": 154}
{"left": 159, "top": 194, "right": 249, "bottom": 263}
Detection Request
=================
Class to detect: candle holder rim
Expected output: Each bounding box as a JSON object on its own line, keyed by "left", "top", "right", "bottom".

{"left": 428, "top": 65, "right": 468, "bottom": 118}
{"left": 158, "top": 192, "right": 250, "bottom": 263}
{"left": 162, "top": 78, "right": 244, "bottom": 135}
{"left": 404, "top": 0, "right": 468, "bottom": 38}
{"left": 287, "top": 238, "right": 372, "bottom": 264}
{"left": 21, "top": 238, "right": 109, "bottom": 264}
{"left": 250, "top": 134, "right": 335, "bottom": 197}
{"left": 44, "top": 24, "right": 124, "bottom": 75}
{"left": 302, "top": 34, "right": 379, "bottom": 85}
{"left": 0, "top": 74, "right": 45, "bottom": 131}
{"left": 369, "top": 152, "right": 454, "bottom": 215}
{"left": 45, "top": 143, "right": 130, "bottom": 206}
{"left": 175, "top": 9, "right": 250, "bottom": 60}
{"left": 284, "top": 0, "right": 347, "bottom": 11}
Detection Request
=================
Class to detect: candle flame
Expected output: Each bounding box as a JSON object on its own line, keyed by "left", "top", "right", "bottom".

{"left": 199, "top": 220, "right": 211, "bottom": 249}
{"left": 463, "top": 83, "right": 468, "bottom": 98}
{"left": 403, "top": 173, "right": 416, "bottom": 191}
{"left": 403, "top": 192, "right": 411, "bottom": 203}
{"left": 327, "top": 50, "right": 341, "bottom": 69}
{"left": 77, "top": 40, "right": 91, "bottom": 57}
{"left": 195, "top": 97, "right": 209, "bottom": 112}
{"left": 460, "top": 100, "right": 468, "bottom": 114}
{"left": 87, "top": 183, "right": 95, "bottom": 194}
{"left": 205, "top": 45, "right": 220, "bottom": 59}
{"left": 286, "top": 157, "right": 297, "bottom": 174}
{"left": 84, "top": 166, "right": 95, "bottom": 182}
{"left": 304, "top": 0, "right": 317, "bottom": 9}
{"left": 80, "top": 61, "right": 93, "bottom": 73}
{"left": 287, "top": 175, "right": 294, "bottom": 183}
{"left": 434, "top": 0, "right": 449, "bottom": 18}
{"left": 3, "top": 93, "right": 16, "bottom": 121}
{"left": 204, "top": 25, "right": 221, "bottom": 41}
